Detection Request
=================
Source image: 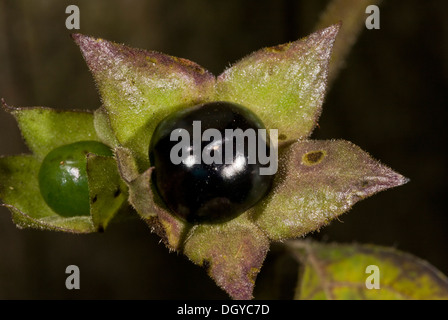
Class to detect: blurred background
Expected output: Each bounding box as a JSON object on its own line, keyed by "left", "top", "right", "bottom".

{"left": 0, "top": 0, "right": 446, "bottom": 299}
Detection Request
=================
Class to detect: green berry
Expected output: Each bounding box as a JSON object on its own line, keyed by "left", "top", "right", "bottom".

{"left": 38, "top": 141, "right": 113, "bottom": 217}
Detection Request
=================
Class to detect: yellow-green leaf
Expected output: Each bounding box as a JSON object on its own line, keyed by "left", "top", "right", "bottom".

{"left": 291, "top": 241, "right": 448, "bottom": 300}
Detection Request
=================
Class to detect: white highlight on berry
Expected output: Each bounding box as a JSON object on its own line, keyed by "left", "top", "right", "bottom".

{"left": 169, "top": 121, "right": 278, "bottom": 175}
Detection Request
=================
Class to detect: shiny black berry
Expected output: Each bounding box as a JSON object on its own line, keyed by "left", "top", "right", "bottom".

{"left": 149, "top": 101, "right": 275, "bottom": 223}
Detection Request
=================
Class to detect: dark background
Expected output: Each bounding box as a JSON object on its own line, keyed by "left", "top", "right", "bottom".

{"left": 0, "top": 0, "right": 446, "bottom": 299}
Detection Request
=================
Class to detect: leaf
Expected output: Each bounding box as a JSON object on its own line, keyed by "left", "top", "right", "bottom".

{"left": 253, "top": 140, "right": 409, "bottom": 240}
{"left": 0, "top": 155, "right": 95, "bottom": 233}
{"left": 216, "top": 24, "right": 340, "bottom": 141}
{"left": 289, "top": 241, "right": 448, "bottom": 300}
{"left": 86, "top": 153, "right": 128, "bottom": 232}
{"left": 72, "top": 34, "right": 216, "bottom": 169}
{"left": 183, "top": 213, "right": 270, "bottom": 300}
{"left": 2, "top": 101, "right": 98, "bottom": 160}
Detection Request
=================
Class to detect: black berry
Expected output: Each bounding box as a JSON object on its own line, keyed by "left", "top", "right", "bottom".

{"left": 149, "top": 101, "right": 275, "bottom": 223}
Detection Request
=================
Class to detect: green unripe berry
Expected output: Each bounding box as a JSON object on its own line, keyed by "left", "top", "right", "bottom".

{"left": 38, "top": 141, "right": 113, "bottom": 217}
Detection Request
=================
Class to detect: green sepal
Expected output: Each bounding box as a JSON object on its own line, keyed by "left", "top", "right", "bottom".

{"left": 216, "top": 24, "right": 340, "bottom": 142}
{"left": 87, "top": 153, "right": 128, "bottom": 232}
{"left": 183, "top": 213, "right": 270, "bottom": 300}
{"left": 3, "top": 102, "right": 98, "bottom": 160}
{"left": 72, "top": 34, "right": 216, "bottom": 169}
{"left": 254, "top": 140, "right": 409, "bottom": 240}
{"left": 93, "top": 106, "right": 119, "bottom": 148}
{"left": 115, "top": 147, "right": 190, "bottom": 251}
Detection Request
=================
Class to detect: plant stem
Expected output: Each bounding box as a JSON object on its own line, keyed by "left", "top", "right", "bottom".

{"left": 315, "top": 0, "right": 382, "bottom": 87}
